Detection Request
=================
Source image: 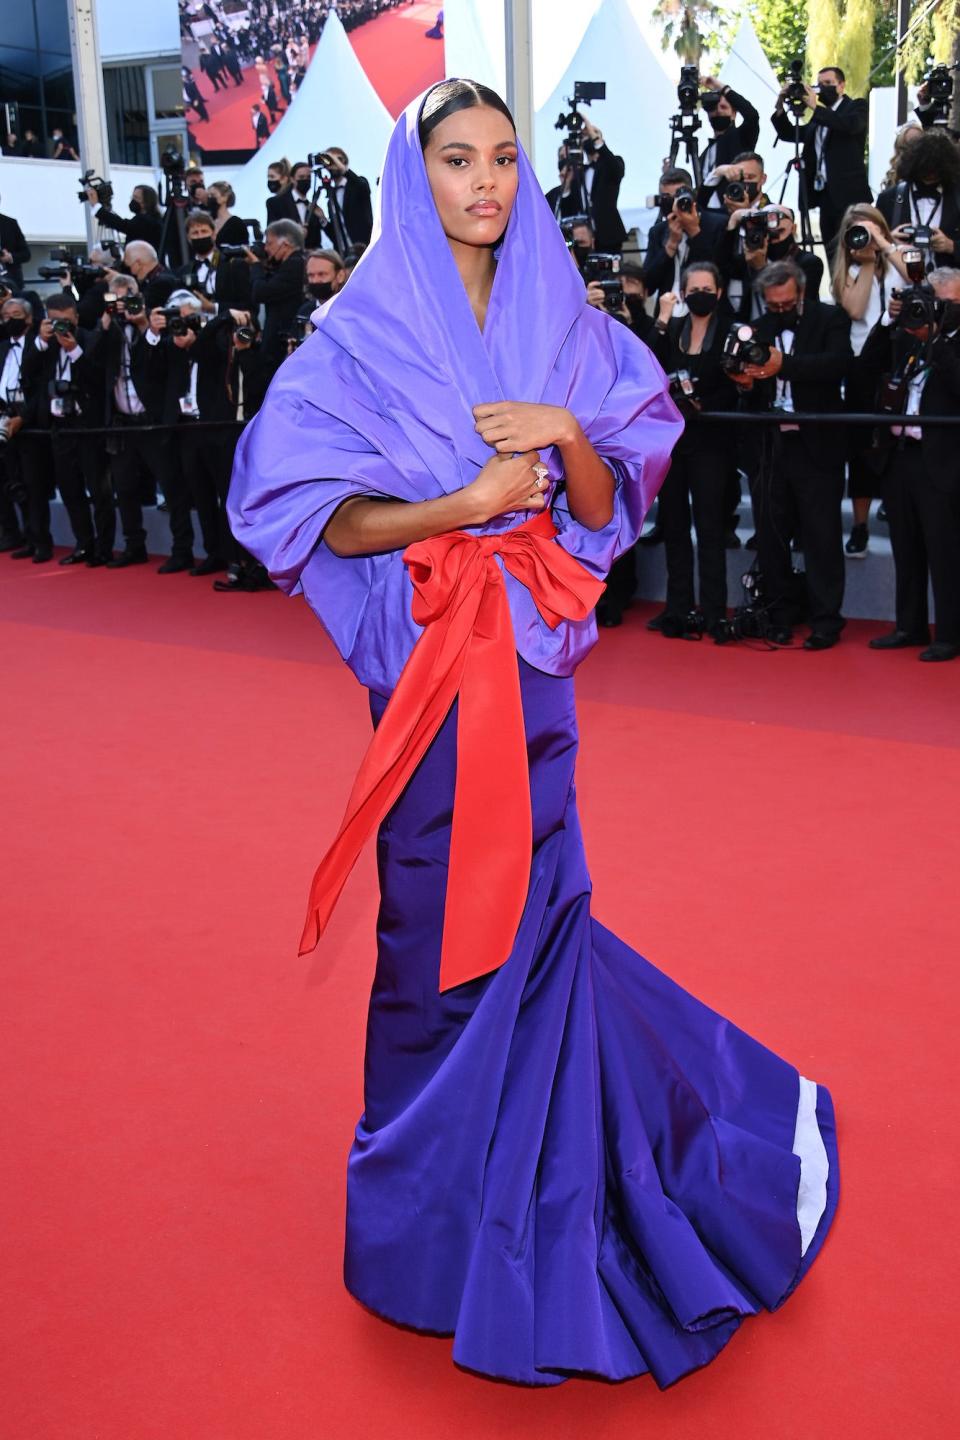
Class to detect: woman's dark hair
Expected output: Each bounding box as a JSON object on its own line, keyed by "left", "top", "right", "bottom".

{"left": 897, "top": 129, "right": 960, "bottom": 187}
{"left": 418, "top": 79, "right": 515, "bottom": 148}
{"left": 680, "top": 260, "right": 722, "bottom": 293}
{"left": 137, "top": 184, "right": 160, "bottom": 215}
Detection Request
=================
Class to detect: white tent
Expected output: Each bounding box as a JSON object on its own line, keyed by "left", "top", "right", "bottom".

{"left": 533, "top": 0, "right": 677, "bottom": 227}
{"left": 719, "top": 18, "right": 798, "bottom": 215}
{"left": 229, "top": 10, "right": 395, "bottom": 225}
{"left": 443, "top": 0, "right": 506, "bottom": 93}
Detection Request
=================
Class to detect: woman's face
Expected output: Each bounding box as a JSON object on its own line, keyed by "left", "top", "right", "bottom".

{"left": 422, "top": 104, "right": 519, "bottom": 249}
{"left": 683, "top": 270, "right": 720, "bottom": 302}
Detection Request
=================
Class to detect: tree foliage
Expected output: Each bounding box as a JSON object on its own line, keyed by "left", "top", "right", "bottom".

{"left": 808, "top": 0, "right": 843, "bottom": 75}
{"left": 750, "top": 0, "right": 809, "bottom": 80}
{"left": 839, "top": 0, "right": 878, "bottom": 93}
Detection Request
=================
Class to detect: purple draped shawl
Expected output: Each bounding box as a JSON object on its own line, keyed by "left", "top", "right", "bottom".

{"left": 227, "top": 89, "right": 682, "bottom": 695}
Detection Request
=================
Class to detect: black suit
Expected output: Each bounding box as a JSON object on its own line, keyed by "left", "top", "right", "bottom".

{"left": 697, "top": 89, "right": 761, "bottom": 209}
{"left": 876, "top": 181, "right": 960, "bottom": 269}
{"left": 94, "top": 206, "right": 164, "bottom": 249}
{"left": 545, "top": 144, "right": 627, "bottom": 253}
{"left": 0, "top": 212, "right": 31, "bottom": 286}
{"left": 717, "top": 235, "right": 824, "bottom": 321}
{"left": 324, "top": 171, "right": 374, "bottom": 249}
{"left": 251, "top": 250, "right": 306, "bottom": 368}
{"left": 742, "top": 299, "right": 853, "bottom": 637}
{"left": 266, "top": 187, "right": 324, "bottom": 249}
{"left": 642, "top": 209, "right": 730, "bottom": 296}
{"left": 0, "top": 333, "right": 44, "bottom": 548}
{"left": 858, "top": 319, "right": 960, "bottom": 643}
{"left": 22, "top": 331, "right": 115, "bottom": 558}
{"left": 772, "top": 96, "right": 872, "bottom": 249}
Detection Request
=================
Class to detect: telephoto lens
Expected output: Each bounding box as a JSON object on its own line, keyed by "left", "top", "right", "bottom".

{"left": 844, "top": 224, "right": 871, "bottom": 252}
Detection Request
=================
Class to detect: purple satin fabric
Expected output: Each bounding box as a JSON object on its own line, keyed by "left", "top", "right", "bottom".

{"left": 347, "top": 658, "right": 839, "bottom": 1387}
{"left": 226, "top": 90, "right": 682, "bottom": 695}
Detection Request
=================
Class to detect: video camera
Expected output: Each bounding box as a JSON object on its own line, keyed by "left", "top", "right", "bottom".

{"left": 160, "top": 145, "right": 186, "bottom": 178}
{"left": 219, "top": 241, "right": 266, "bottom": 260}
{"left": 582, "top": 251, "right": 623, "bottom": 311}
{"left": 722, "top": 322, "right": 772, "bottom": 374}
{"left": 782, "top": 59, "right": 807, "bottom": 115}
{"left": 677, "top": 66, "right": 700, "bottom": 115}
{"left": 554, "top": 80, "right": 606, "bottom": 170}
{"left": 924, "top": 63, "right": 955, "bottom": 127}
{"left": 78, "top": 169, "right": 113, "bottom": 207}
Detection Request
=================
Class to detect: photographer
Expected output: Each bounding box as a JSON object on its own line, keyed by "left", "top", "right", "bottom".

{"left": 321, "top": 147, "right": 374, "bottom": 250}
{"left": 0, "top": 195, "right": 31, "bottom": 288}
{"left": 246, "top": 219, "right": 306, "bottom": 374}
{"left": 87, "top": 184, "right": 164, "bottom": 250}
{"left": 143, "top": 291, "right": 243, "bottom": 576}
{"left": 0, "top": 296, "right": 46, "bottom": 559}
{"left": 84, "top": 276, "right": 185, "bottom": 571}
{"left": 179, "top": 208, "right": 254, "bottom": 315}
{"left": 730, "top": 259, "right": 853, "bottom": 649}
{"left": 24, "top": 292, "right": 115, "bottom": 566}
{"left": 876, "top": 130, "right": 960, "bottom": 272}
{"left": 642, "top": 169, "right": 728, "bottom": 315}
{"left": 649, "top": 262, "right": 739, "bottom": 642}
{"left": 720, "top": 204, "right": 824, "bottom": 321}
{"left": 269, "top": 161, "right": 326, "bottom": 248}
{"left": 121, "top": 242, "right": 178, "bottom": 312}
{"left": 698, "top": 79, "right": 761, "bottom": 210}
{"left": 773, "top": 65, "right": 872, "bottom": 254}
{"left": 296, "top": 249, "right": 348, "bottom": 332}
{"left": 546, "top": 119, "right": 627, "bottom": 254}
{"left": 857, "top": 269, "right": 960, "bottom": 661}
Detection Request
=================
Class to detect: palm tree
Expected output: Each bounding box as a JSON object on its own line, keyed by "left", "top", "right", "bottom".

{"left": 651, "top": 0, "right": 722, "bottom": 63}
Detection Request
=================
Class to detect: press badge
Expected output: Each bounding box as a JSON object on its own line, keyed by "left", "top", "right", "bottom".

{"left": 179, "top": 395, "right": 200, "bottom": 418}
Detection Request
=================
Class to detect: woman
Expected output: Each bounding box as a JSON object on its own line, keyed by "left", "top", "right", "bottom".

{"left": 650, "top": 262, "right": 738, "bottom": 642}
{"left": 228, "top": 80, "right": 839, "bottom": 1390}
{"left": 832, "top": 205, "right": 911, "bottom": 556}
{"left": 206, "top": 180, "right": 247, "bottom": 246}
{"left": 882, "top": 119, "right": 923, "bottom": 190}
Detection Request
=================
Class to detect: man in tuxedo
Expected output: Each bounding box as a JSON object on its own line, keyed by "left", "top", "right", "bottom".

{"left": 0, "top": 199, "right": 31, "bottom": 287}
{"left": 121, "top": 242, "right": 178, "bottom": 311}
{"left": 87, "top": 184, "right": 164, "bottom": 249}
{"left": 322, "top": 148, "right": 374, "bottom": 250}
{"left": 252, "top": 105, "right": 270, "bottom": 148}
{"left": 23, "top": 292, "right": 115, "bottom": 565}
{"left": 858, "top": 269, "right": 960, "bottom": 660}
{"left": 0, "top": 296, "right": 45, "bottom": 557}
{"left": 876, "top": 129, "right": 960, "bottom": 272}
{"left": 546, "top": 118, "right": 627, "bottom": 253}
{"left": 642, "top": 169, "right": 729, "bottom": 313}
{"left": 719, "top": 203, "right": 823, "bottom": 321}
{"left": 730, "top": 259, "right": 853, "bottom": 648}
{"left": 246, "top": 219, "right": 306, "bottom": 375}
{"left": 84, "top": 277, "right": 188, "bottom": 571}
{"left": 772, "top": 65, "right": 871, "bottom": 255}
{"left": 698, "top": 76, "right": 761, "bottom": 210}
{"left": 268, "top": 162, "right": 326, "bottom": 248}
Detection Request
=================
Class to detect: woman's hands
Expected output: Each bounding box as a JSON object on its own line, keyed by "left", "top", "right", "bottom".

{"left": 472, "top": 400, "right": 578, "bottom": 454}
{"left": 466, "top": 450, "right": 550, "bottom": 524}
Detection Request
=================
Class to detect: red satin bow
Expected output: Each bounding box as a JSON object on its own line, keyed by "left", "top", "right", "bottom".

{"left": 298, "top": 506, "right": 606, "bottom": 991}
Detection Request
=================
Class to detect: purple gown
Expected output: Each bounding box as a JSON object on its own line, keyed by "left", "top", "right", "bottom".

{"left": 228, "top": 90, "right": 839, "bottom": 1388}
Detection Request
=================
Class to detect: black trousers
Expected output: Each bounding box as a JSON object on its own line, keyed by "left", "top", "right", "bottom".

{"left": 883, "top": 443, "right": 960, "bottom": 644}
{"left": 51, "top": 429, "right": 115, "bottom": 556}
{"left": 179, "top": 426, "right": 237, "bottom": 560}
{"left": 659, "top": 446, "right": 729, "bottom": 624}
{"left": 109, "top": 423, "right": 192, "bottom": 557}
{"left": 756, "top": 434, "right": 845, "bottom": 636}
{"left": 0, "top": 441, "right": 33, "bottom": 544}
{"left": 0, "top": 433, "right": 53, "bottom": 549}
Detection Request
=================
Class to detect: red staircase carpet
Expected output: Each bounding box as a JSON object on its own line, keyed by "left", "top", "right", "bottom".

{"left": 2, "top": 552, "right": 956, "bottom": 1439}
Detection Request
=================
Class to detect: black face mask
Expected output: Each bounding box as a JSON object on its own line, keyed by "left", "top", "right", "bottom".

{"left": 709, "top": 115, "right": 733, "bottom": 134}
{"left": 190, "top": 236, "right": 214, "bottom": 257}
{"left": 129, "top": 198, "right": 142, "bottom": 215}
{"left": 913, "top": 179, "right": 943, "bottom": 199}
{"left": 768, "top": 307, "right": 799, "bottom": 333}
{"left": 205, "top": 196, "right": 220, "bottom": 217}
{"left": 266, "top": 179, "right": 282, "bottom": 194}
{"left": 942, "top": 299, "right": 960, "bottom": 332}
{"left": 625, "top": 295, "right": 648, "bottom": 325}
{"left": 307, "top": 281, "right": 334, "bottom": 301}
{"left": 4, "top": 317, "right": 27, "bottom": 338}
{"left": 685, "top": 290, "right": 719, "bottom": 317}
{"left": 818, "top": 84, "right": 839, "bottom": 108}
{"left": 572, "top": 242, "right": 591, "bottom": 267}
{"left": 767, "top": 237, "right": 795, "bottom": 260}
{"left": 294, "top": 177, "right": 310, "bottom": 195}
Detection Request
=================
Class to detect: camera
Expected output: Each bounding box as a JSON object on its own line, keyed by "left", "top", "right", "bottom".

{"left": 121, "top": 295, "right": 145, "bottom": 317}
{"left": 219, "top": 241, "right": 266, "bottom": 260}
{"left": 894, "top": 283, "right": 942, "bottom": 333}
{"left": 234, "top": 323, "right": 258, "bottom": 345}
{"left": 722, "top": 322, "right": 772, "bottom": 374}
{"left": 160, "top": 145, "right": 185, "bottom": 177}
{"left": 582, "top": 251, "right": 623, "bottom": 311}
{"left": 741, "top": 208, "right": 780, "bottom": 249}
{"left": 78, "top": 169, "right": 113, "bottom": 207}
{"left": 667, "top": 369, "right": 699, "bottom": 418}
{"left": 51, "top": 318, "right": 76, "bottom": 337}
{"left": 700, "top": 89, "right": 721, "bottom": 114}
{"left": 726, "top": 179, "right": 759, "bottom": 205}
{"left": 160, "top": 305, "right": 203, "bottom": 337}
{"left": 37, "top": 264, "right": 70, "bottom": 281}
{"left": 48, "top": 377, "right": 80, "bottom": 419}
{"left": 783, "top": 59, "right": 807, "bottom": 112}
{"left": 554, "top": 79, "right": 606, "bottom": 170}
{"left": 900, "top": 246, "right": 928, "bottom": 283}
{"left": 924, "top": 63, "right": 955, "bottom": 126}
{"left": 673, "top": 188, "right": 696, "bottom": 214}
{"left": 844, "top": 223, "right": 871, "bottom": 253}
{"left": 677, "top": 65, "right": 700, "bottom": 115}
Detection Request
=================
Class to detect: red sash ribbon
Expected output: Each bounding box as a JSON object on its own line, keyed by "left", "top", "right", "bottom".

{"left": 298, "top": 507, "right": 606, "bottom": 991}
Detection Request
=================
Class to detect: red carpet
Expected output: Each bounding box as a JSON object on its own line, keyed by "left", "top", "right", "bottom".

{"left": 2, "top": 552, "right": 957, "bottom": 1439}
{"left": 347, "top": 3, "right": 446, "bottom": 117}
{"left": 187, "top": 57, "right": 293, "bottom": 155}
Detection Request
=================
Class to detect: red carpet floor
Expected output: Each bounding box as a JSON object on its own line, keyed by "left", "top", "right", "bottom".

{"left": 186, "top": 58, "right": 293, "bottom": 156}
{"left": 2, "top": 551, "right": 957, "bottom": 1439}
{"left": 347, "top": 3, "right": 446, "bottom": 117}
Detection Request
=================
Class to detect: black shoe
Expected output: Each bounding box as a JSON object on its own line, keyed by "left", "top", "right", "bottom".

{"left": 919, "top": 642, "right": 959, "bottom": 662}
{"left": 598, "top": 601, "right": 623, "bottom": 628}
{"left": 32, "top": 548, "right": 53, "bottom": 564}
{"left": 659, "top": 613, "right": 693, "bottom": 639}
{"left": 768, "top": 626, "right": 794, "bottom": 645}
{"left": 0, "top": 533, "right": 24, "bottom": 553}
{"left": 745, "top": 532, "right": 758, "bottom": 551}
{"left": 157, "top": 555, "right": 194, "bottom": 574}
{"left": 59, "top": 547, "right": 93, "bottom": 566}
{"left": 869, "top": 629, "right": 928, "bottom": 650}
{"left": 845, "top": 524, "right": 869, "bottom": 559}
{"left": 106, "top": 548, "right": 149, "bottom": 568}
{"left": 10, "top": 544, "right": 35, "bottom": 560}
{"left": 188, "top": 555, "right": 226, "bottom": 577}
{"left": 85, "top": 553, "right": 110, "bottom": 568}
{"left": 638, "top": 524, "right": 663, "bottom": 546}
{"left": 724, "top": 529, "right": 742, "bottom": 550}
{"left": 645, "top": 609, "right": 668, "bottom": 632}
{"left": 803, "top": 632, "right": 838, "bottom": 651}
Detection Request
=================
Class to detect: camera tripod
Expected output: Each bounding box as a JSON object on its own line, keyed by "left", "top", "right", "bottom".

{"left": 158, "top": 171, "right": 190, "bottom": 271}
{"left": 307, "top": 163, "right": 349, "bottom": 255}
{"left": 666, "top": 109, "right": 702, "bottom": 190}
{"left": 776, "top": 109, "right": 816, "bottom": 255}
